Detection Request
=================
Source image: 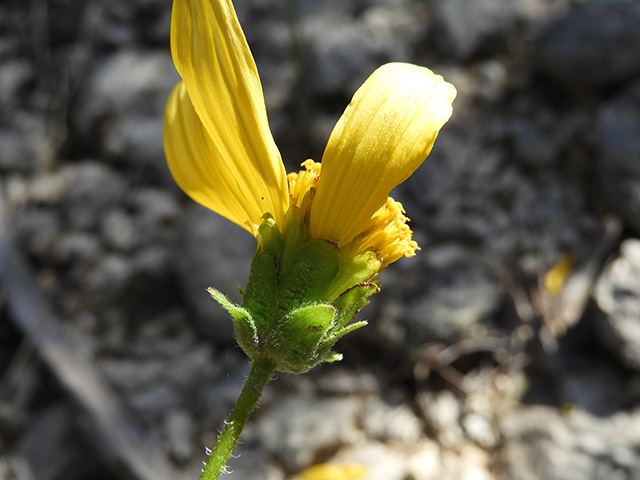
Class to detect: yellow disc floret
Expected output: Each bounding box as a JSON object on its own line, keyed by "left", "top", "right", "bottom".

{"left": 344, "top": 197, "right": 419, "bottom": 269}
{"left": 287, "top": 160, "right": 419, "bottom": 271}
{"left": 287, "top": 159, "right": 321, "bottom": 215}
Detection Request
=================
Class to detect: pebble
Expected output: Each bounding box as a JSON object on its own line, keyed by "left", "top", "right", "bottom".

{"left": 162, "top": 409, "right": 195, "bottom": 464}
{"left": 101, "top": 209, "right": 137, "bottom": 253}
{"left": 64, "top": 161, "right": 125, "bottom": 231}
{"left": 535, "top": 0, "right": 640, "bottom": 88}
{"left": 596, "top": 80, "right": 640, "bottom": 233}
{"left": 594, "top": 239, "right": 640, "bottom": 371}
{"left": 0, "top": 114, "right": 47, "bottom": 172}
{"left": 360, "top": 397, "right": 424, "bottom": 443}
{"left": 403, "top": 265, "right": 501, "bottom": 343}
{"left": 327, "top": 441, "right": 407, "bottom": 480}
{"left": 174, "top": 204, "right": 254, "bottom": 344}
{"left": 255, "top": 393, "right": 362, "bottom": 471}
{"left": 499, "top": 406, "right": 640, "bottom": 480}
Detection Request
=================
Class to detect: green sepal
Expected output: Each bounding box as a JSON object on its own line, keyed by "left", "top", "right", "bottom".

{"left": 281, "top": 303, "right": 336, "bottom": 356}
{"left": 322, "top": 252, "right": 379, "bottom": 302}
{"left": 330, "top": 282, "right": 380, "bottom": 334}
{"left": 262, "top": 303, "right": 337, "bottom": 373}
{"left": 279, "top": 206, "right": 306, "bottom": 273}
{"left": 228, "top": 214, "right": 386, "bottom": 374}
{"left": 257, "top": 214, "right": 282, "bottom": 257}
{"left": 242, "top": 251, "right": 278, "bottom": 333}
{"left": 277, "top": 240, "right": 340, "bottom": 313}
{"left": 322, "top": 351, "right": 344, "bottom": 363}
{"left": 334, "top": 320, "right": 368, "bottom": 340}
{"left": 207, "top": 287, "right": 258, "bottom": 350}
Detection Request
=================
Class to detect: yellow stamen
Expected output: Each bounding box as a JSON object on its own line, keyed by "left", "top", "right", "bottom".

{"left": 344, "top": 197, "right": 419, "bottom": 268}
{"left": 288, "top": 161, "right": 418, "bottom": 269}
{"left": 287, "top": 159, "right": 321, "bottom": 213}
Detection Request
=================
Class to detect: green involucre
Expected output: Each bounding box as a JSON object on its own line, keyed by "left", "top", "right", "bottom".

{"left": 209, "top": 209, "right": 380, "bottom": 373}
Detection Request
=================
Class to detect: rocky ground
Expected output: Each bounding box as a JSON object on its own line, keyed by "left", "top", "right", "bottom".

{"left": 1, "top": 0, "right": 640, "bottom": 479}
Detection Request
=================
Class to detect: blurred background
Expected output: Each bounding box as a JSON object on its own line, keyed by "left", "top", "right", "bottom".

{"left": 1, "top": 0, "right": 640, "bottom": 479}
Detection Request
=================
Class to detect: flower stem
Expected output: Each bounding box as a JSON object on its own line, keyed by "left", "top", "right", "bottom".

{"left": 199, "top": 357, "right": 275, "bottom": 480}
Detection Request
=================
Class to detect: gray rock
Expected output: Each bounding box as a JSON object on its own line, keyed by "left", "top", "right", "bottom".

{"left": 360, "top": 397, "right": 424, "bottom": 443}
{"left": 418, "top": 390, "right": 465, "bottom": 448}
{"left": 403, "top": 264, "right": 501, "bottom": 343}
{"left": 131, "top": 187, "right": 180, "bottom": 245}
{"left": 255, "top": 393, "right": 361, "bottom": 471}
{"left": 406, "top": 440, "right": 442, "bottom": 480}
{"left": 132, "top": 313, "right": 197, "bottom": 356}
{"left": 499, "top": 406, "right": 640, "bottom": 480}
{"left": 164, "top": 343, "right": 218, "bottom": 392}
{"left": 508, "top": 109, "right": 585, "bottom": 170}
{"left": 594, "top": 239, "right": 640, "bottom": 370}
{"left": 433, "top": 0, "right": 518, "bottom": 59}
{"left": 315, "top": 368, "right": 380, "bottom": 395}
{"left": 199, "top": 362, "right": 249, "bottom": 432}
{"left": 162, "top": 409, "right": 195, "bottom": 464}
{"left": 28, "top": 167, "right": 76, "bottom": 206}
{"left": 405, "top": 115, "right": 600, "bottom": 279}
{"left": 535, "top": 0, "right": 640, "bottom": 88}
{"left": 305, "top": 18, "right": 383, "bottom": 96}
{"left": 103, "top": 115, "right": 167, "bottom": 173}
{"left": 238, "top": 0, "right": 292, "bottom": 107}
{"left": 559, "top": 359, "right": 633, "bottom": 415}
{"left": 71, "top": 50, "right": 179, "bottom": 169}
{"left": 101, "top": 358, "right": 167, "bottom": 392}
{"left": 64, "top": 161, "right": 125, "bottom": 231}
{"left": 15, "top": 209, "right": 61, "bottom": 260}
{"left": 52, "top": 232, "right": 102, "bottom": 265}
{"left": 597, "top": 81, "right": 640, "bottom": 233}
{"left": 0, "top": 58, "right": 32, "bottom": 106}
{"left": 96, "top": 0, "right": 171, "bottom": 46}
{"left": 72, "top": 50, "right": 177, "bottom": 130}
{"left": 0, "top": 456, "right": 34, "bottom": 480}
{"left": 128, "top": 383, "right": 181, "bottom": 421}
{"left": 10, "top": 405, "right": 76, "bottom": 480}
{"left": 174, "top": 204, "right": 254, "bottom": 344}
{"left": 297, "top": 0, "right": 359, "bottom": 19}
{"left": 361, "top": 4, "right": 430, "bottom": 62}
{"left": 327, "top": 442, "right": 407, "bottom": 480}
{"left": 86, "top": 253, "right": 132, "bottom": 301}
{"left": 0, "top": 113, "right": 47, "bottom": 172}
{"left": 130, "top": 246, "right": 171, "bottom": 283}
{"left": 101, "top": 209, "right": 137, "bottom": 252}
{"left": 224, "top": 445, "right": 285, "bottom": 480}
{"left": 462, "top": 413, "right": 498, "bottom": 449}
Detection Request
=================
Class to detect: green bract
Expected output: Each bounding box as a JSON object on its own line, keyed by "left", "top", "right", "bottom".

{"left": 208, "top": 208, "right": 380, "bottom": 373}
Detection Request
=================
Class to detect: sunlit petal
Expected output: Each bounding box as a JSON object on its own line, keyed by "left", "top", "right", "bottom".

{"left": 309, "top": 63, "right": 456, "bottom": 246}
{"left": 165, "top": 82, "right": 278, "bottom": 232}
{"left": 169, "top": 0, "right": 287, "bottom": 228}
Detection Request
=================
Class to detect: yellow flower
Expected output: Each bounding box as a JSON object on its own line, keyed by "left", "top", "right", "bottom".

{"left": 293, "top": 462, "right": 367, "bottom": 480}
{"left": 164, "top": 0, "right": 456, "bottom": 270}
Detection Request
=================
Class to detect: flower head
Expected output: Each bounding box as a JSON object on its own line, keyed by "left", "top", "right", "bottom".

{"left": 164, "top": 0, "right": 456, "bottom": 372}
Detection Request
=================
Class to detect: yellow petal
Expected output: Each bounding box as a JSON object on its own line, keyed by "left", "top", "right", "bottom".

{"left": 544, "top": 252, "right": 576, "bottom": 296}
{"left": 169, "top": 0, "right": 287, "bottom": 230}
{"left": 295, "top": 462, "right": 367, "bottom": 480}
{"left": 309, "top": 63, "right": 456, "bottom": 246}
{"left": 164, "top": 82, "right": 277, "bottom": 232}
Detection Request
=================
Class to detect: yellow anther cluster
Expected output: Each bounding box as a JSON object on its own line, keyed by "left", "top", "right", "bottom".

{"left": 288, "top": 161, "right": 418, "bottom": 270}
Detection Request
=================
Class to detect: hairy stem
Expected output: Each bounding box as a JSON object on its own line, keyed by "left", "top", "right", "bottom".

{"left": 199, "top": 357, "right": 275, "bottom": 480}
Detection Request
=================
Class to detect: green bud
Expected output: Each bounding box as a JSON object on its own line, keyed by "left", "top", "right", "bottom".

{"left": 209, "top": 210, "right": 380, "bottom": 373}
